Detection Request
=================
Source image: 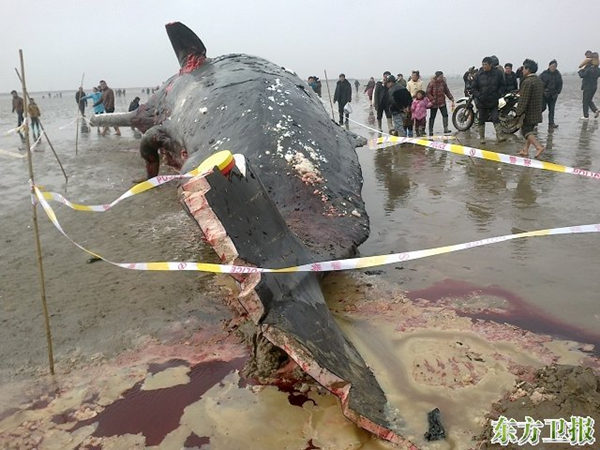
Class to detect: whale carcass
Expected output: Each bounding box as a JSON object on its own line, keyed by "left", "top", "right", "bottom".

{"left": 92, "top": 22, "right": 411, "bottom": 445}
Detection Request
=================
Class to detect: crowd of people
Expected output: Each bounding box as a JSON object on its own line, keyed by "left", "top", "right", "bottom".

{"left": 8, "top": 50, "right": 599, "bottom": 158}
{"left": 304, "top": 50, "right": 599, "bottom": 159}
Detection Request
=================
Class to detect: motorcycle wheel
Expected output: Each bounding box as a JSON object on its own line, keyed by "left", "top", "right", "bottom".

{"left": 452, "top": 104, "right": 474, "bottom": 131}
{"left": 500, "top": 106, "right": 520, "bottom": 134}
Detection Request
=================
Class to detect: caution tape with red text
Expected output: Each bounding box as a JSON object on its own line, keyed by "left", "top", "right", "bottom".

{"left": 347, "top": 118, "right": 600, "bottom": 180}
{"left": 34, "top": 184, "right": 600, "bottom": 274}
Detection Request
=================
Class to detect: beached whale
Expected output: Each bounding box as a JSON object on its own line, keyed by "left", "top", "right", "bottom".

{"left": 91, "top": 22, "right": 410, "bottom": 445}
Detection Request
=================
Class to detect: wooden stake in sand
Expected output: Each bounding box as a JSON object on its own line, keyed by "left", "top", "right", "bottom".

{"left": 324, "top": 70, "right": 335, "bottom": 121}
{"left": 19, "top": 49, "right": 55, "bottom": 375}
{"left": 14, "top": 68, "right": 68, "bottom": 184}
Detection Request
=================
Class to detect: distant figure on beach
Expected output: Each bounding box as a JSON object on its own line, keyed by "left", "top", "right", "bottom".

{"left": 333, "top": 73, "right": 352, "bottom": 125}
{"left": 354, "top": 79, "right": 360, "bottom": 93}
{"left": 578, "top": 51, "right": 600, "bottom": 119}
{"left": 411, "top": 90, "right": 432, "bottom": 137}
{"left": 75, "top": 87, "right": 87, "bottom": 116}
{"left": 539, "top": 60, "right": 563, "bottom": 129}
{"left": 407, "top": 71, "right": 423, "bottom": 98}
{"left": 516, "top": 59, "right": 545, "bottom": 158}
{"left": 504, "top": 63, "right": 518, "bottom": 92}
{"left": 83, "top": 86, "right": 106, "bottom": 133}
{"left": 10, "top": 90, "right": 24, "bottom": 142}
{"left": 28, "top": 98, "right": 41, "bottom": 140}
{"left": 426, "top": 71, "right": 454, "bottom": 136}
{"left": 97, "top": 80, "right": 120, "bottom": 136}
{"left": 364, "top": 77, "right": 375, "bottom": 105}
{"left": 471, "top": 57, "right": 505, "bottom": 143}
{"left": 373, "top": 71, "right": 392, "bottom": 132}
{"left": 396, "top": 74, "right": 407, "bottom": 88}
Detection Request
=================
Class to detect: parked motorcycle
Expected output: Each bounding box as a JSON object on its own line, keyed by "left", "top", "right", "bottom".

{"left": 452, "top": 91, "right": 520, "bottom": 134}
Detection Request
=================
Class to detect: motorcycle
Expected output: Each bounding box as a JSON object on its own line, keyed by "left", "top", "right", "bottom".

{"left": 452, "top": 91, "right": 520, "bottom": 134}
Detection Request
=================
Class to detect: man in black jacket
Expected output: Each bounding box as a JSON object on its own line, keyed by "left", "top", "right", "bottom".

{"left": 373, "top": 71, "right": 392, "bottom": 131}
{"left": 578, "top": 53, "right": 600, "bottom": 119}
{"left": 472, "top": 56, "right": 506, "bottom": 144}
{"left": 333, "top": 73, "right": 352, "bottom": 125}
{"left": 539, "top": 60, "right": 563, "bottom": 129}
{"left": 504, "top": 63, "right": 519, "bottom": 92}
{"left": 386, "top": 75, "right": 412, "bottom": 136}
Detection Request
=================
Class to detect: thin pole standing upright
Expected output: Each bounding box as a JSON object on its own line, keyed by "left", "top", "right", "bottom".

{"left": 19, "top": 49, "right": 55, "bottom": 375}
{"left": 14, "top": 68, "right": 68, "bottom": 183}
{"left": 324, "top": 70, "right": 335, "bottom": 120}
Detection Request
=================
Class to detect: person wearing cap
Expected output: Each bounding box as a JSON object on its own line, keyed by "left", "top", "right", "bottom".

{"left": 515, "top": 58, "right": 544, "bottom": 158}
{"left": 504, "top": 63, "right": 518, "bottom": 93}
{"left": 471, "top": 57, "right": 506, "bottom": 143}
{"left": 386, "top": 75, "right": 412, "bottom": 136}
{"left": 539, "top": 60, "right": 563, "bottom": 129}
{"left": 333, "top": 74, "right": 352, "bottom": 125}
{"left": 426, "top": 71, "right": 454, "bottom": 136}
{"left": 373, "top": 71, "right": 393, "bottom": 132}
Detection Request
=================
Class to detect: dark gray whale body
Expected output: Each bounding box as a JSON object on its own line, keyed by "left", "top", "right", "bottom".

{"left": 92, "top": 22, "right": 411, "bottom": 445}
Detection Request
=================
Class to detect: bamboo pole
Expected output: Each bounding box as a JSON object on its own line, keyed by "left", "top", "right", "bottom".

{"left": 14, "top": 68, "right": 68, "bottom": 183}
{"left": 323, "top": 70, "right": 335, "bottom": 121}
{"left": 19, "top": 49, "right": 55, "bottom": 375}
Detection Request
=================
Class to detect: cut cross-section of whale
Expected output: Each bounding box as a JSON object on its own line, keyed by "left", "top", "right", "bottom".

{"left": 180, "top": 157, "right": 412, "bottom": 445}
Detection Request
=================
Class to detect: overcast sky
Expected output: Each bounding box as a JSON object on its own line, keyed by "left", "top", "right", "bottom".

{"left": 1, "top": 0, "right": 598, "bottom": 92}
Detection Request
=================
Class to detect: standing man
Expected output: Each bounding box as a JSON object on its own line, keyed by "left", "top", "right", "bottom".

{"left": 504, "top": 63, "right": 518, "bottom": 92}
{"left": 516, "top": 59, "right": 545, "bottom": 158}
{"left": 97, "top": 80, "right": 120, "bottom": 136}
{"left": 10, "top": 90, "right": 24, "bottom": 142}
{"left": 578, "top": 52, "right": 600, "bottom": 119}
{"left": 386, "top": 75, "right": 412, "bottom": 136}
{"left": 354, "top": 79, "right": 360, "bottom": 94}
{"left": 28, "top": 98, "right": 42, "bottom": 140}
{"left": 373, "top": 71, "right": 392, "bottom": 132}
{"left": 426, "top": 71, "right": 454, "bottom": 136}
{"left": 471, "top": 56, "right": 506, "bottom": 143}
{"left": 75, "top": 87, "right": 87, "bottom": 116}
{"left": 539, "top": 60, "right": 563, "bottom": 129}
{"left": 333, "top": 74, "right": 352, "bottom": 125}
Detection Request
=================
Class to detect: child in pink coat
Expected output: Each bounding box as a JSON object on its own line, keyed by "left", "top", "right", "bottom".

{"left": 411, "top": 90, "right": 432, "bottom": 137}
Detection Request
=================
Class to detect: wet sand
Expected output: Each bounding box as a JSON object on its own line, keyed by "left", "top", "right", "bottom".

{"left": 0, "top": 76, "right": 599, "bottom": 448}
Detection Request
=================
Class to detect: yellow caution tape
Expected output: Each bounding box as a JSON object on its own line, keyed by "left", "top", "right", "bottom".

{"left": 34, "top": 185, "right": 600, "bottom": 273}
{"left": 41, "top": 150, "right": 235, "bottom": 212}
{"left": 346, "top": 118, "right": 600, "bottom": 180}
